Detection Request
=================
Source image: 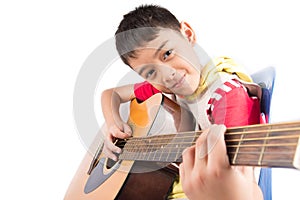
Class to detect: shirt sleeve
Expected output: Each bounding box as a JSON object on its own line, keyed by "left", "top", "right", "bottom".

{"left": 134, "top": 81, "right": 161, "bottom": 102}
{"left": 209, "top": 81, "right": 261, "bottom": 127}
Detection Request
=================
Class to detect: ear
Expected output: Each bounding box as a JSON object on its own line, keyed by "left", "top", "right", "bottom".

{"left": 180, "top": 21, "right": 196, "bottom": 44}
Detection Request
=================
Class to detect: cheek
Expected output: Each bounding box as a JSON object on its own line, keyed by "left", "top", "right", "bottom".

{"left": 187, "top": 71, "right": 200, "bottom": 90}
{"left": 176, "top": 53, "right": 199, "bottom": 73}
{"left": 177, "top": 47, "right": 199, "bottom": 66}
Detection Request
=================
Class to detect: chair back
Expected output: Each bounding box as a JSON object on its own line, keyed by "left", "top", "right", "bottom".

{"left": 251, "top": 66, "right": 276, "bottom": 200}
{"left": 251, "top": 66, "right": 276, "bottom": 123}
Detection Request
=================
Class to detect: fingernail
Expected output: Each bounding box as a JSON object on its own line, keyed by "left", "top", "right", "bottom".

{"left": 114, "top": 147, "right": 121, "bottom": 154}
{"left": 126, "top": 131, "right": 132, "bottom": 136}
{"left": 198, "top": 147, "right": 207, "bottom": 159}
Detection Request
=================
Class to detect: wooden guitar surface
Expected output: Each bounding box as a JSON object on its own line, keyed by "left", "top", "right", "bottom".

{"left": 64, "top": 94, "right": 179, "bottom": 200}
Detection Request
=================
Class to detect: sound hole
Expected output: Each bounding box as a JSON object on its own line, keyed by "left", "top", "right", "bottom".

{"left": 106, "top": 139, "right": 125, "bottom": 169}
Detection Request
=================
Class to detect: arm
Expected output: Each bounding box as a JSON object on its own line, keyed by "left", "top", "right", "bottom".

{"left": 101, "top": 84, "right": 135, "bottom": 161}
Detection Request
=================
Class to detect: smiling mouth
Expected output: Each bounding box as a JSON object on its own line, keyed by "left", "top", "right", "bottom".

{"left": 171, "top": 74, "right": 186, "bottom": 89}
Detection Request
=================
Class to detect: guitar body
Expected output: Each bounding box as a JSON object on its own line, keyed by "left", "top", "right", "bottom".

{"left": 65, "top": 94, "right": 186, "bottom": 200}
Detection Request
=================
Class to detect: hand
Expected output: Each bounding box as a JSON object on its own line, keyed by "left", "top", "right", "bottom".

{"left": 179, "top": 124, "right": 263, "bottom": 200}
{"left": 102, "top": 120, "right": 132, "bottom": 161}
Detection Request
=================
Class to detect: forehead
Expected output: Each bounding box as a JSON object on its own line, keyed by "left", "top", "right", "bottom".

{"left": 128, "top": 29, "right": 184, "bottom": 67}
{"left": 144, "top": 28, "right": 184, "bottom": 49}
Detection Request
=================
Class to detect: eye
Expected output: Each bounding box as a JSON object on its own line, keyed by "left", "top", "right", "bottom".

{"left": 145, "top": 69, "right": 156, "bottom": 79}
{"left": 163, "top": 49, "right": 173, "bottom": 60}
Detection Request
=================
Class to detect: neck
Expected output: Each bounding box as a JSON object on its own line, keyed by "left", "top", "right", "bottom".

{"left": 118, "top": 121, "right": 300, "bottom": 169}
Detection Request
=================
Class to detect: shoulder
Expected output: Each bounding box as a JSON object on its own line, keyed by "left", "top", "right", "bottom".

{"left": 213, "top": 79, "right": 247, "bottom": 97}
{"left": 208, "top": 79, "right": 261, "bottom": 126}
{"left": 208, "top": 79, "right": 247, "bottom": 106}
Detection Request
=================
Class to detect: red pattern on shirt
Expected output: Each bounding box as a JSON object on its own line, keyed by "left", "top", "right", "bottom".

{"left": 207, "top": 79, "right": 260, "bottom": 127}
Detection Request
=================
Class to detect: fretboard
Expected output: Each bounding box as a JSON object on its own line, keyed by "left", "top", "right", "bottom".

{"left": 118, "top": 121, "right": 300, "bottom": 169}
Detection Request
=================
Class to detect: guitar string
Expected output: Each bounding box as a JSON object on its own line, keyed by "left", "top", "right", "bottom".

{"left": 118, "top": 154, "right": 296, "bottom": 165}
{"left": 119, "top": 134, "right": 300, "bottom": 145}
{"left": 115, "top": 124, "right": 300, "bottom": 146}
{"left": 118, "top": 141, "right": 298, "bottom": 161}
{"left": 119, "top": 144, "right": 297, "bottom": 161}
{"left": 119, "top": 142, "right": 298, "bottom": 152}
{"left": 116, "top": 132, "right": 300, "bottom": 148}
{"left": 119, "top": 142, "right": 298, "bottom": 156}
{"left": 118, "top": 146, "right": 297, "bottom": 166}
{"left": 118, "top": 138, "right": 298, "bottom": 162}
{"left": 119, "top": 145, "right": 298, "bottom": 154}
{"left": 119, "top": 146, "right": 297, "bottom": 166}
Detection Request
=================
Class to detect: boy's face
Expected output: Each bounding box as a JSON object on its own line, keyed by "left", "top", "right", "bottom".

{"left": 128, "top": 27, "right": 202, "bottom": 97}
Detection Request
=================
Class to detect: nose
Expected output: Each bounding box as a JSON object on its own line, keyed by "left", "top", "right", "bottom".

{"left": 162, "top": 67, "right": 176, "bottom": 83}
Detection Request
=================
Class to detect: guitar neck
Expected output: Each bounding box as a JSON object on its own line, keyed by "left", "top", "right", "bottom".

{"left": 118, "top": 121, "right": 300, "bottom": 169}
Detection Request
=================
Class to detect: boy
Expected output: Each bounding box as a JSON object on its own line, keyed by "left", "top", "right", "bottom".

{"left": 101, "top": 4, "right": 263, "bottom": 200}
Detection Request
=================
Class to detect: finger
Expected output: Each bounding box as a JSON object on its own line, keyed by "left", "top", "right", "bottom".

{"left": 105, "top": 135, "right": 122, "bottom": 154}
{"left": 110, "top": 126, "right": 131, "bottom": 139}
{"left": 206, "top": 124, "right": 229, "bottom": 168}
{"left": 181, "top": 146, "right": 196, "bottom": 177}
{"left": 179, "top": 162, "right": 185, "bottom": 179}
{"left": 179, "top": 162, "right": 187, "bottom": 189}
{"left": 193, "top": 128, "right": 209, "bottom": 170}
{"left": 182, "top": 146, "right": 195, "bottom": 171}
{"left": 122, "top": 123, "right": 132, "bottom": 136}
{"left": 102, "top": 145, "right": 118, "bottom": 161}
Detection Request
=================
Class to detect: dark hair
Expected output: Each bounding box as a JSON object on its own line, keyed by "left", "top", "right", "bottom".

{"left": 115, "top": 4, "right": 181, "bottom": 66}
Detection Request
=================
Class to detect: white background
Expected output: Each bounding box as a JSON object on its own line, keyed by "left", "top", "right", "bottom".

{"left": 1, "top": 0, "right": 300, "bottom": 199}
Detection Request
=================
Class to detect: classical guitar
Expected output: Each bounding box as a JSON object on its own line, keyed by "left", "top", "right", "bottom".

{"left": 64, "top": 93, "right": 300, "bottom": 200}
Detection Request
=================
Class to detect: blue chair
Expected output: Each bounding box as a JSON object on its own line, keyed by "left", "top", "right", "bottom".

{"left": 251, "top": 66, "right": 276, "bottom": 200}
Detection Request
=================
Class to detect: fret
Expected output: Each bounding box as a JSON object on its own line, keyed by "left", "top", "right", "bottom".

{"left": 175, "top": 134, "right": 183, "bottom": 162}
{"left": 156, "top": 141, "right": 163, "bottom": 158}
{"left": 133, "top": 138, "right": 139, "bottom": 160}
{"left": 161, "top": 134, "right": 179, "bottom": 162}
{"left": 160, "top": 135, "right": 170, "bottom": 161}
{"left": 160, "top": 135, "right": 172, "bottom": 162}
{"left": 226, "top": 126, "right": 263, "bottom": 166}
{"left": 232, "top": 128, "right": 245, "bottom": 165}
{"left": 149, "top": 138, "right": 158, "bottom": 161}
{"left": 263, "top": 124, "right": 299, "bottom": 167}
{"left": 134, "top": 139, "right": 140, "bottom": 160}
{"left": 226, "top": 122, "right": 300, "bottom": 167}
{"left": 138, "top": 137, "right": 147, "bottom": 161}
{"left": 155, "top": 136, "right": 168, "bottom": 161}
{"left": 165, "top": 136, "right": 172, "bottom": 162}
{"left": 169, "top": 143, "right": 180, "bottom": 162}
{"left": 145, "top": 138, "right": 152, "bottom": 161}
{"left": 153, "top": 140, "right": 161, "bottom": 161}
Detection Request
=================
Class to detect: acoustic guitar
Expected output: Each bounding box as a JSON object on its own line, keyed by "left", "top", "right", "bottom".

{"left": 64, "top": 93, "right": 300, "bottom": 200}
